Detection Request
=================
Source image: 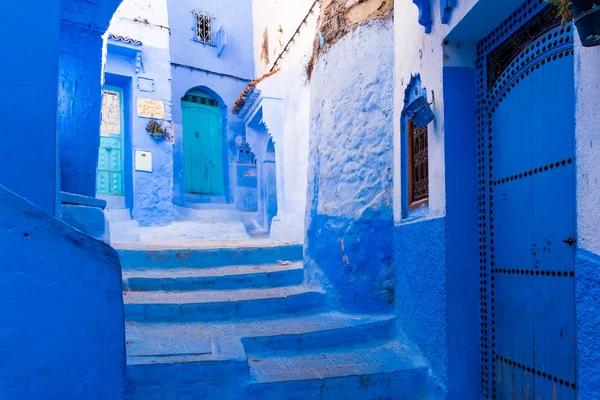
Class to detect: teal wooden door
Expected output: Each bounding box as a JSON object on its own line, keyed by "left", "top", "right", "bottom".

{"left": 97, "top": 87, "right": 124, "bottom": 196}
{"left": 182, "top": 92, "right": 224, "bottom": 194}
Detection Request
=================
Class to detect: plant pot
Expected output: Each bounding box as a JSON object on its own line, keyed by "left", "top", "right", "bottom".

{"left": 405, "top": 96, "right": 435, "bottom": 128}
{"left": 571, "top": 0, "right": 600, "bottom": 47}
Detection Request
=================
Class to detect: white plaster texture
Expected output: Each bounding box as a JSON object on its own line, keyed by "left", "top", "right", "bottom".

{"left": 270, "top": 43, "right": 312, "bottom": 242}
{"left": 248, "top": 0, "right": 317, "bottom": 241}
{"left": 108, "top": 0, "right": 170, "bottom": 49}
{"left": 252, "top": 0, "right": 318, "bottom": 77}
{"left": 575, "top": 40, "right": 600, "bottom": 255}
{"left": 310, "top": 18, "right": 394, "bottom": 220}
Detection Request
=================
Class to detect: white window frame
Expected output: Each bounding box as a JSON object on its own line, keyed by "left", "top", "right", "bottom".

{"left": 192, "top": 10, "right": 215, "bottom": 46}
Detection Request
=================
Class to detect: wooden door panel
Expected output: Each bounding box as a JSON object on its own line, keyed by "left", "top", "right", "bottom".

{"left": 183, "top": 101, "right": 223, "bottom": 195}
{"left": 97, "top": 87, "right": 124, "bottom": 196}
{"left": 478, "top": 5, "right": 577, "bottom": 396}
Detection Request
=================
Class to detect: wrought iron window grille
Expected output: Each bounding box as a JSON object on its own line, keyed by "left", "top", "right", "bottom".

{"left": 193, "top": 10, "right": 215, "bottom": 45}
{"left": 408, "top": 120, "right": 429, "bottom": 209}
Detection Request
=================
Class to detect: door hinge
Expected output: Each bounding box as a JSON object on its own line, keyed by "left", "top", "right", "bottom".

{"left": 563, "top": 237, "right": 577, "bottom": 246}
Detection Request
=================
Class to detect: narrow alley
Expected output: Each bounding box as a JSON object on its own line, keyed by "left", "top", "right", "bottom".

{"left": 2, "top": 0, "right": 600, "bottom": 399}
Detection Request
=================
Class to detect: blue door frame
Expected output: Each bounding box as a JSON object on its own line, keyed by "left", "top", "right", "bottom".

{"left": 182, "top": 90, "right": 224, "bottom": 195}
{"left": 97, "top": 86, "right": 124, "bottom": 196}
{"left": 477, "top": 3, "right": 577, "bottom": 398}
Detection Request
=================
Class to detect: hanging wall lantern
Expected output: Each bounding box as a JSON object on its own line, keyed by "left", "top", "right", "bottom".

{"left": 405, "top": 95, "right": 435, "bottom": 128}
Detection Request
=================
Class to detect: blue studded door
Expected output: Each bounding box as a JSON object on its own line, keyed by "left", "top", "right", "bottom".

{"left": 477, "top": 3, "right": 577, "bottom": 399}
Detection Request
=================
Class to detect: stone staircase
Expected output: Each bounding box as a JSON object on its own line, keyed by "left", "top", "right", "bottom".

{"left": 105, "top": 208, "right": 140, "bottom": 242}
{"left": 106, "top": 206, "right": 264, "bottom": 243}
{"left": 118, "top": 243, "right": 430, "bottom": 399}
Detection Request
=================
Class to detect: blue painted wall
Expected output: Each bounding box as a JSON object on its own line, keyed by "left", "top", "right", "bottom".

{"left": 390, "top": 67, "right": 479, "bottom": 398}
{"left": 58, "top": 23, "right": 104, "bottom": 198}
{"left": 443, "top": 66, "right": 480, "bottom": 399}
{"left": 393, "top": 217, "right": 448, "bottom": 387}
{"left": 61, "top": 193, "right": 110, "bottom": 243}
{"left": 0, "top": 185, "right": 126, "bottom": 399}
{"left": 0, "top": 0, "right": 61, "bottom": 215}
{"left": 168, "top": 0, "right": 255, "bottom": 80}
{"left": 104, "top": 41, "right": 174, "bottom": 226}
{"left": 1, "top": 1, "right": 127, "bottom": 398}
{"left": 575, "top": 249, "right": 600, "bottom": 399}
{"left": 168, "top": 0, "right": 255, "bottom": 207}
{"left": 306, "top": 18, "right": 395, "bottom": 314}
{"left": 57, "top": 0, "right": 124, "bottom": 198}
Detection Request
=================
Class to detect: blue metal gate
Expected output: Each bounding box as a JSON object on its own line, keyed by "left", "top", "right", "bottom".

{"left": 477, "top": 2, "right": 577, "bottom": 399}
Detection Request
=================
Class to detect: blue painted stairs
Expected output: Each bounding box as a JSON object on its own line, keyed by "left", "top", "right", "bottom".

{"left": 118, "top": 243, "right": 430, "bottom": 399}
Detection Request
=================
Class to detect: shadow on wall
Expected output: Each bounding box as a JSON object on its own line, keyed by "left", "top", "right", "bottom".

{"left": 0, "top": 185, "right": 126, "bottom": 398}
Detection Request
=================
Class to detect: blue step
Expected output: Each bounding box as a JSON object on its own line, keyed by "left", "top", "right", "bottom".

{"left": 124, "top": 285, "right": 327, "bottom": 322}
{"left": 118, "top": 243, "right": 303, "bottom": 270}
{"left": 124, "top": 313, "right": 399, "bottom": 399}
{"left": 242, "top": 313, "right": 396, "bottom": 355}
{"left": 244, "top": 340, "right": 429, "bottom": 400}
{"left": 126, "top": 336, "right": 248, "bottom": 400}
{"left": 123, "top": 262, "right": 304, "bottom": 291}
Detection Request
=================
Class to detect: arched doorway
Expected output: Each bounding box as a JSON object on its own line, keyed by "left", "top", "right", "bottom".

{"left": 476, "top": 3, "right": 577, "bottom": 397}
{"left": 182, "top": 89, "right": 224, "bottom": 195}
{"left": 263, "top": 137, "right": 278, "bottom": 231}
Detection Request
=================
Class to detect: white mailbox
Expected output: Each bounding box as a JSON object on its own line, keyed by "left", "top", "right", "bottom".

{"left": 135, "top": 150, "right": 153, "bottom": 172}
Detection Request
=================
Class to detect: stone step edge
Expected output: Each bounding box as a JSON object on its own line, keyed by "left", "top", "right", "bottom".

{"left": 245, "top": 340, "right": 429, "bottom": 385}
{"left": 241, "top": 315, "right": 396, "bottom": 355}
{"left": 122, "top": 261, "right": 304, "bottom": 279}
{"left": 124, "top": 289, "right": 328, "bottom": 323}
{"left": 123, "top": 284, "right": 324, "bottom": 304}
{"left": 127, "top": 336, "right": 246, "bottom": 366}
{"left": 125, "top": 313, "right": 396, "bottom": 368}
{"left": 243, "top": 367, "right": 430, "bottom": 400}
{"left": 122, "top": 262, "right": 305, "bottom": 292}
{"left": 117, "top": 244, "right": 304, "bottom": 270}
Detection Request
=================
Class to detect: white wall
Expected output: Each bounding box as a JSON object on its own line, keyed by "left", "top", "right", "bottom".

{"left": 251, "top": 0, "right": 317, "bottom": 241}
{"left": 575, "top": 40, "right": 600, "bottom": 255}
{"left": 252, "top": 0, "right": 316, "bottom": 77}
{"left": 107, "top": 0, "right": 170, "bottom": 49}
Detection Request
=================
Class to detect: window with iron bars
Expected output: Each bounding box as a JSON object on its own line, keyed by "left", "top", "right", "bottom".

{"left": 408, "top": 120, "right": 429, "bottom": 209}
{"left": 193, "top": 11, "right": 214, "bottom": 45}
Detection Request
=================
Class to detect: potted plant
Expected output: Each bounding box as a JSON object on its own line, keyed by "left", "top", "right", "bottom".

{"left": 146, "top": 117, "right": 171, "bottom": 141}
{"left": 547, "top": 0, "right": 600, "bottom": 46}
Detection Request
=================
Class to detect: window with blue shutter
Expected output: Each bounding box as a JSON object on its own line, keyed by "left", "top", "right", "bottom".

{"left": 215, "top": 27, "right": 227, "bottom": 57}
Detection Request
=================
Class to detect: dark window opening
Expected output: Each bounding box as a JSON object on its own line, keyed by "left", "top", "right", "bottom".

{"left": 195, "top": 11, "right": 213, "bottom": 45}
{"left": 408, "top": 120, "right": 429, "bottom": 209}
